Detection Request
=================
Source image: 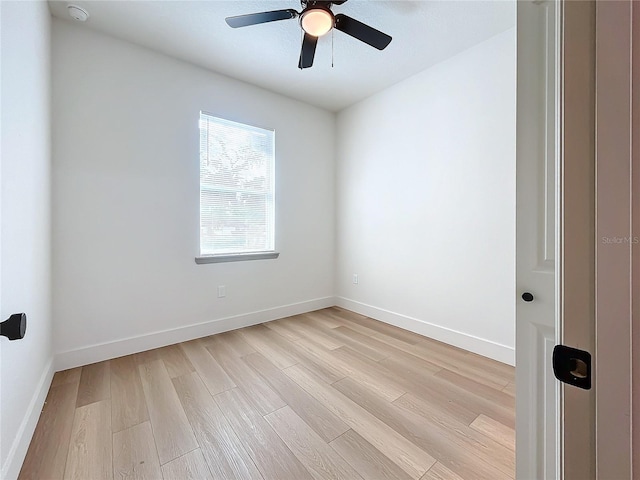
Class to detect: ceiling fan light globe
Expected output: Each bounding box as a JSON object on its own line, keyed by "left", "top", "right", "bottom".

{"left": 301, "top": 9, "right": 333, "bottom": 37}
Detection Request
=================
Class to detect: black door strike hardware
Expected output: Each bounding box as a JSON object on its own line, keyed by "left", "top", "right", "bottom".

{"left": 1, "top": 313, "right": 27, "bottom": 340}
{"left": 552, "top": 344, "right": 591, "bottom": 390}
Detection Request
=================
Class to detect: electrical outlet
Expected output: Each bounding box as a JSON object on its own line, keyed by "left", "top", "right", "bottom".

{"left": 352, "top": 274, "right": 359, "bottom": 284}
{"left": 217, "top": 285, "right": 226, "bottom": 298}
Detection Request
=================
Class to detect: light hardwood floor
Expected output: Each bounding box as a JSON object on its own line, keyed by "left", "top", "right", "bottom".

{"left": 19, "top": 307, "right": 515, "bottom": 480}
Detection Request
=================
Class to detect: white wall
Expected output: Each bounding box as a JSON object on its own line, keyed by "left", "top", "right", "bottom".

{"left": 51, "top": 18, "right": 514, "bottom": 369}
{"left": 52, "top": 20, "right": 336, "bottom": 368}
{"left": 335, "top": 29, "right": 516, "bottom": 364}
{"left": 1, "top": 2, "right": 54, "bottom": 478}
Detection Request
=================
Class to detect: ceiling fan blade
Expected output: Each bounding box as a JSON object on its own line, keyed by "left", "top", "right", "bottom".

{"left": 332, "top": 1, "right": 349, "bottom": 4}
{"left": 298, "top": 33, "right": 318, "bottom": 69}
{"left": 334, "top": 14, "right": 392, "bottom": 50}
{"left": 225, "top": 9, "right": 298, "bottom": 28}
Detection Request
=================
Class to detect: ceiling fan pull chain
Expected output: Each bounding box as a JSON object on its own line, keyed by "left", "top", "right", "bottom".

{"left": 332, "top": 28, "right": 334, "bottom": 68}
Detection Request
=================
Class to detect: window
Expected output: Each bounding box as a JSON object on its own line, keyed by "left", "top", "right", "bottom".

{"left": 197, "top": 113, "right": 277, "bottom": 263}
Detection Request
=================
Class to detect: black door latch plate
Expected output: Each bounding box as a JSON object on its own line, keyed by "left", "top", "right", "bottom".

{"left": 552, "top": 344, "right": 591, "bottom": 390}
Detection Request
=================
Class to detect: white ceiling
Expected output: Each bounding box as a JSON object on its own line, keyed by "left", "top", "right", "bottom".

{"left": 48, "top": 0, "right": 515, "bottom": 112}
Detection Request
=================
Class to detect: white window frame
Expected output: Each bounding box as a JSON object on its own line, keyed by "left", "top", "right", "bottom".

{"left": 195, "top": 112, "right": 279, "bottom": 264}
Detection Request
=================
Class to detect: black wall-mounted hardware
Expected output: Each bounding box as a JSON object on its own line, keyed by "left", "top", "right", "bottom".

{"left": 553, "top": 344, "right": 591, "bottom": 390}
{"left": 522, "top": 292, "right": 534, "bottom": 302}
{"left": 1, "top": 313, "right": 27, "bottom": 340}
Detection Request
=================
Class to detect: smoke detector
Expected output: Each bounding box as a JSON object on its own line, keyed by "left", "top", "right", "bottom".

{"left": 67, "top": 5, "right": 89, "bottom": 22}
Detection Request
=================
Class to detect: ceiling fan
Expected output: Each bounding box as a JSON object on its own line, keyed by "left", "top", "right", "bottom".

{"left": 225, "top": 1, "right": 392, "bottom": 69}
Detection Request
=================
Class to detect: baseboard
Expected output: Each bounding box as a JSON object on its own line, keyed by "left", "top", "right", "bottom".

{"left": 335, "top": 297, "right": 515, "bottom": 366}
{"left": 2, "top": 357, "right": 55, "bottom": 480}
{"left": 54, "top": 295, "right": 514, "bottom": 370}
{"left": 55, "top": 296, "right": 335, "bottom": 371}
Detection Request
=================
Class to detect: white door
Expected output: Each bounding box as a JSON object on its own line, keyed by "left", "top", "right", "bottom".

{"left": 517, "top": 1, "right": 596, "bottom": 479}
{"left": 515, "top": 1, "right": 560, "bottom": 478}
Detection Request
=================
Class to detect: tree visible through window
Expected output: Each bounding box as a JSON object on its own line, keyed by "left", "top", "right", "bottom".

{"left": 199, "top": 113, "right": 275, "bottom": 256}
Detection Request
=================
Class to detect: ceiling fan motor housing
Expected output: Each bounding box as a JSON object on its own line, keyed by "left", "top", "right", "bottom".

{"left": 301, "top": 1, "right": 343, "bottom": 8}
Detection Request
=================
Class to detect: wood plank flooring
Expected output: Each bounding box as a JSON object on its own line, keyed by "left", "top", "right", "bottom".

{"left": 19, "top": 307, "right": 515, "bottom": 480}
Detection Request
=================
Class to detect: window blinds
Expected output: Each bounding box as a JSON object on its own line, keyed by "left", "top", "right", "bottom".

{"left": 199, "top": 113, "right": 275, "bottom": 256}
